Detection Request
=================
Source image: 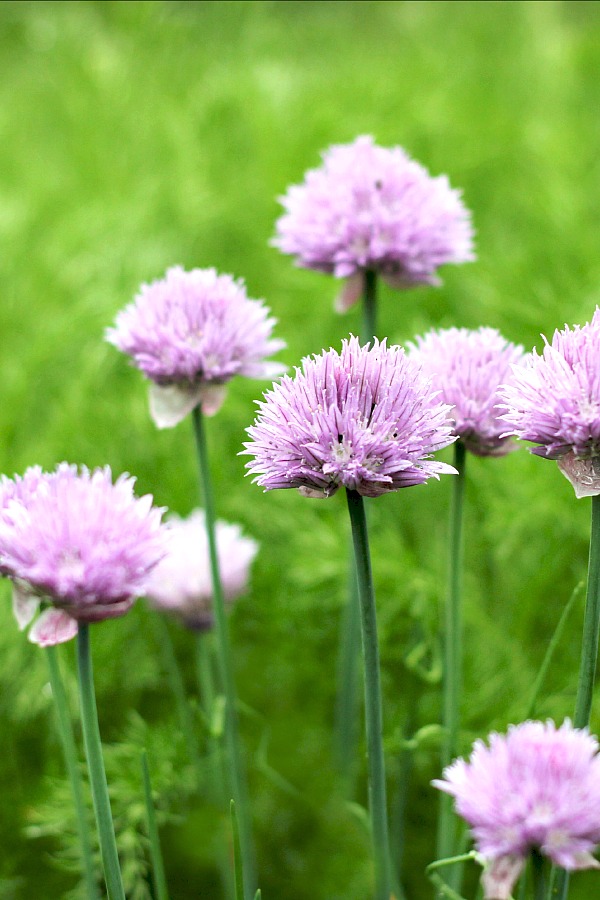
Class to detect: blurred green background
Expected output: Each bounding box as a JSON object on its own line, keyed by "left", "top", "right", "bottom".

{"left": 1, "top": 1, "right": 600, "bottom": 897}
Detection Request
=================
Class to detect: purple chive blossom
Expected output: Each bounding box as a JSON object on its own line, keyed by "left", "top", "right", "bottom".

{"left": 106, "top": 266, "right": 286, "bottom": 428}
{"left": 243, "top": 335, "right": 457, "bottom": 499}
{"left": 0, "top": 464, "right": 167, "bottom": 647}
{"left": 408, "top": 326, "right": 525, "bottom": 457}
{"left": 273, "top": 135, "right": 475, "bottom": 312}
{"left": 433, "top": 720, "right": 600, "bottom": 900}
{"left": 145, "top": 510, "right": 258, "bottom": 630}
{"left": 500, "top": 308, "right": 600, "bottom": 497}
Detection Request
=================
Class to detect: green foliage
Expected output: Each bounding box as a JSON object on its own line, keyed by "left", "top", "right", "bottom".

{"left": 1, "top": 1, "right": 600, "bottom": 897}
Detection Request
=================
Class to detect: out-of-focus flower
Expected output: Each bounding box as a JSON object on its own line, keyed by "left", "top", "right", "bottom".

{"left": 273, "top": 135, "right": 475, "bottom": 311}
{"left": 243, "top": 335, "right": 457, "bottom": 499}
{"left": 0, "top": 464, "right": 166, "bottom": 646}
{"left": 500, "top": 309, "right": 600, "bottom": 497}
{"left": 145, "top": 510, "right": 258, "bottom": 630}
{"left": 409, "top": 326, "right": 525, "bottom": 457}
{"left": 433, "top": 720, "right": 600, "bottom": 899}
{"left": 106, "top": 266, "right": 286, "bottom": 428}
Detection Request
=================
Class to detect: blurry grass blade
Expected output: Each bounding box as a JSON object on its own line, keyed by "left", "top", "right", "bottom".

{"left": 141, "top": 751, "right": 169, "bottom": 900}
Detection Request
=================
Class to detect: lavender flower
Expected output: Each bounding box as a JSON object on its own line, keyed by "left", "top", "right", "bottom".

{"left": 145, "top": 510, "right": 258, "bottom": 630}
{"left": 433, "top": 720, "right": 600, "bottom": 899}
{"left": 273, "top": 135, "right": 475, "bottom": 311}
{"left": 107, "top": 266, "right": 286, "bottom": 428}
{"left": 0, "top": 464, "right": 166, "bottom": 646}
{"left": 500, "top": 308, "right": 600, "bottom": 496}
{"left": 243, "top": 335, "right": 457, "bottom": 499}
{"left": 409, "top": 326, "right": 525, "bottom": 457}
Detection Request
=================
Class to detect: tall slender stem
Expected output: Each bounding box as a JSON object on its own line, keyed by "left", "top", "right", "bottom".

{"left": 531, "top": 850, "right": 547, "bottom": 900}
{"left": 141, "top": 751, "right": 169, "bottom": 900}
{"left": 346, "top": 488, "right": 392, "bottom": 900}
{"left": 76, "top": 624, "right": 125, "bottom": 900}
{"left": 437, "top": 442, "right": 466, "bottom": 883}
{"left": 363, "top": 269, "right": 378, "bottom": 344}
{"left": 46, "top": 646, "right": 99, "bottom": 900}
{"left": 553, "top": 494, "right": 600, "bottom": 900}
{"left": 192, "top": 406, "right": 256, "bottom": 899}
{"left": 335, "top": 270, "right": 378, "bottom": 784}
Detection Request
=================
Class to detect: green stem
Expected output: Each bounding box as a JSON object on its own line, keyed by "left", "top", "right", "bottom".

{"left": 334, "top": 269, "right": 378, "bottom": 784}
{"left": 192, "top": 406, "right": 256, "bottom": 899}
{"left": 362, "top": 269, "right": 377, "bottom": 345}
{"left": 531, "top": 850, "right": 546, "bottom": 900}
{"left": 437, "top": 441, "right": 466, "bottom": 886}
{"left": 152, "top": 613, "right": 202, "bottom": 781}
{"left": 46, "top": 646, "right": 99, "bottom": 900}
{"left": 141, "top": 751, "right": 169, "bottom": 900}
{"left": 346, "top": 488, "right": 393, "bottom": 900}
{"left": 553, "top": 495, "right": 600, "bottom": 900}
{"left": 76, "top": 624, "right": 125, "bottom": 900}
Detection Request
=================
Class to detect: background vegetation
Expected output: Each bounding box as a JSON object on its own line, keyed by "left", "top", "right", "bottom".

{"left": 1, "top": 1, "right": 600, "bottom": 897}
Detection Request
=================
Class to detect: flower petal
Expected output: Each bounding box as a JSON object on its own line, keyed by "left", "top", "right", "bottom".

{"left": 334, "top": 272, "right": 364, "bottom": 313}
{"left": 557, "top": 452, "right": 600, "bottom": 498}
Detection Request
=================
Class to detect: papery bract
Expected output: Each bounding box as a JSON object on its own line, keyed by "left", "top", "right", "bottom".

{"left": 243, "top": 335, "right": 457, "bottom": 499}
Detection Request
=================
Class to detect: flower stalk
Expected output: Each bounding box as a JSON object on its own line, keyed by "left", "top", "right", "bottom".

{"left": 346, "top": 487, "right": 393, "bottom": 900}
{"left": 437, "top": 441, "right": 466, "bottom": 880}
{"left": 46, "top": 645, "right": 99, "bottom": 900}
{"left": 76, "top": 624, "right": 125, "bottom": 900}
{"left": 193, "top": 405, "right": 256, "bottom": 899}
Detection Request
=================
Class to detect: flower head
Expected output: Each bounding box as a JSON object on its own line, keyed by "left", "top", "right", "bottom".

{"left": 106, "top": 266, "right": 286, "bottom": 427}
{"left": 409, "top": 326, "right": 525, "bottom": 457}
{"left": 145, "top": 510, "right": 258, "bottom": 630}
{"left": 500, "top": 308, "right": 600, "bottom": 496}
{"left": 243, "top": 335, "right": 457, "bottom": 499}
{"left": 0, "top": 464, "right": 166, "bottom": 646}
{"left": 273, "top": 135, "right": 475, "bottom": 310}
{"left": 433, "top": 720, "right": 600, "bottom": 899}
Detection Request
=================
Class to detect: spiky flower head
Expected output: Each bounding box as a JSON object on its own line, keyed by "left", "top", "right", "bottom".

{"left": 0, "top": 464, "right": 166, "bottom": 646}
{"left": 243, "top": 335, "right": 457, "bottom": 499}
{"left": 409, "top": 326, "right": 525, "bottom": 457}
{"left": 273, "top": 135, "right": 475, "bottom": 311}
{"left": 106, "top": 266, "right": 286, "bottom": 428}
{"left": 145, "top": 510, "right": 258, "bottom": 630}
{"left": 500, "top": 308, "right": 600, "bottom": 497}
{"left": 433, "top": 720, "right": 600, "bottom": 899}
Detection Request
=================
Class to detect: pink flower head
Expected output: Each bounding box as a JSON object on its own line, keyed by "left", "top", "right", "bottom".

{"left": 433, "top": 720, "right": 600, "bottom": 899}
{"left": 145, "top": 510, "right": 258, "bottom": 630}
{"left": 106, "top": 266, "right": 286, "bottom": 428}
{"left": 273, "top": 135, "right": 475, "bottom": 311}
{"left": 409, "top": 326, "right": 525, "bottom": 457}
{"left": 500, "top": 308, "right": 600, "bottom": 497}
{"left": 0, "top": 464, "right": 167, "bottom": 646}
{"left": 243, "top": 335, "right": 457, "bottom": 499}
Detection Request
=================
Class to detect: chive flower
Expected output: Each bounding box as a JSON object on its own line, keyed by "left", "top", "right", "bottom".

{"left": 145, "top": 509, "right": 258, "bottom": 630}
{"left": 243, "top": 335, "right": 457, "bottom": 498}
{"left": 273, "top": 135, "right": 475, "bottom": 312}
{"left": 433, "top": 720, "right": 600, "bottom": 899}
{"left": 409, "top": 326, "right": 525, "bottom": 457}
{"left": 0, "top": 464, "right": 166, "bottom": 646}
{"left": 107, "top": 266, "right": 286, "bottom": 428}
{"left": 500, "top": 308, "right": 600, "bottom": 496}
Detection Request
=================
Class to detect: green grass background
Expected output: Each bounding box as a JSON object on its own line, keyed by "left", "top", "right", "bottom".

{"left": 1, "top": 1, "right": 600, "bottom": 897}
